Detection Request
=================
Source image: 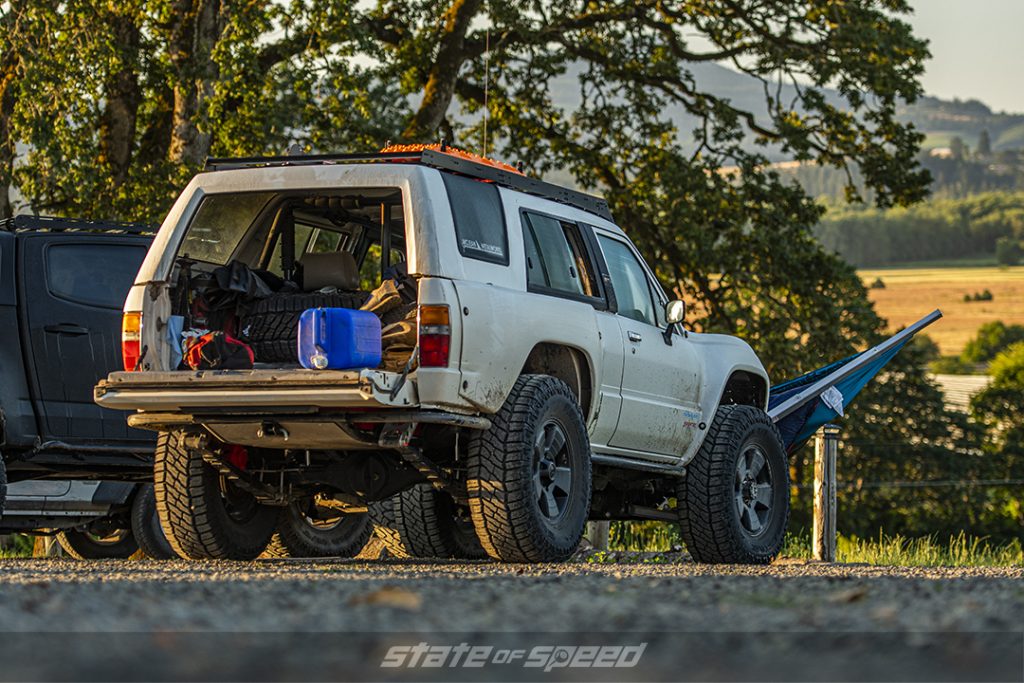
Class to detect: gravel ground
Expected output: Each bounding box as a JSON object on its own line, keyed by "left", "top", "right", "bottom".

{"left": 0, "top": 556, "right": 1021, "bottom": 681}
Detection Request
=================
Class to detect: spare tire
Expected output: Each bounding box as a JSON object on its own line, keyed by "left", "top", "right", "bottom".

{"left": 241, "top": 291, "right": 368, "bottom": 362}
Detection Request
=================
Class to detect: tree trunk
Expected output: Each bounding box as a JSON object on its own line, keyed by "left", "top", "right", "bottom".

{"left": 138, "top": 86, "right": 175, "bottom": 166}
{"left": 0, "top": 4, "right": 21, "bottom": 219}
{"left": 167, "top": 0, "right": 223, "bottom": 166}
{"left": 0, "top": 65, "right": 16, "bottom": 220}
{"left": 402, "top": 0, "right": 483, "bottom": 141}
{"left": 98, "top": 11, "right": 142, "bottom": 188}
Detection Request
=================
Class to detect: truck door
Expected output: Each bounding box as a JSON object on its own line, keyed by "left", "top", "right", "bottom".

{"left": 592, "top": 232, "right": 703, "bottom": 458}
{"left": 19, "top": 234, "right": 150, "bottom": 442}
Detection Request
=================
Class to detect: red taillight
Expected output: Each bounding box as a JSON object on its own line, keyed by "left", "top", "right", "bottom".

{"left": 418, "top": 305, "right": 451, "bottom": 368}
{"left": 122, "top": 312, "right": 142, "bottom": 371}
{"left": 420, "top": 334, "right": 451, "bottom": 368}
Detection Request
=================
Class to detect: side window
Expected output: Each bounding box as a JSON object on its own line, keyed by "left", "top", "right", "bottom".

{"left": 307, "top": 228, "right": 345, "bottom": 254}
{"left": 522, "top": 212, "right": 598, "bottom": 298}
{"left": 46, "top": 243, "right": 148, "bottom": 310}
{"left": 442, "top": 173, "right": 509, "bottom": 265}
{"left": 597, "top": 235, "right": 657, "bottom": 326}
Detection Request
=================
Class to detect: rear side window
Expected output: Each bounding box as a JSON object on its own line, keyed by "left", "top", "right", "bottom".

{"left": 442, "top": 174, "right": 508, "bottom": 265}
{"left": 522, "top": 212, "right": 599, "bottom": 298}
{"left": 181, "top": 192, "right": 274, "bottom": 264}
{"left": 46, "top": 243, "right": 148, "bottom": 309}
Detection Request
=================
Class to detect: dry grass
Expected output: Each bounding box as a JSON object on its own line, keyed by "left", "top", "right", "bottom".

{"left": 859, "top": 265, "right": 1024, "bottom": 356}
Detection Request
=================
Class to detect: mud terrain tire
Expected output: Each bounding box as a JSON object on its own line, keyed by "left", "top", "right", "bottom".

{"left": 677, "top": 404, "right": 789, "bottom": 564}
{"left": 131, "top": 484, "right": 176, "bottom": 559}
{"left": 466, "top": 375, "right": 591, "bottom": 563}
{"left": 369, "top": 484, "right": 486, "bottom": 559}
{"left": 56, "top": 528, "right": 138, "bottom": 560}
{"left": 154, "top": 432, "right": 278, "bottom": 560}
{"left": 264, "top": 504, "right": 372, "bottom": 558}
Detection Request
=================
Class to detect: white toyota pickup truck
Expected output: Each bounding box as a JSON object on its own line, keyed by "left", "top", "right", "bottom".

{"left": 95, "top": 147, "right": 783, "bottom": 564}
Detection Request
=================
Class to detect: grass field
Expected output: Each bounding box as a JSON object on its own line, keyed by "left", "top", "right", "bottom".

{"left": 858, "top": 265, "right": 1024, "bottom": 356}
{"left": 607, "top": 522, "right": 1023, "bottom": 566}
{"left": 784, "top": 532, "right": 1024, "bottom": 567}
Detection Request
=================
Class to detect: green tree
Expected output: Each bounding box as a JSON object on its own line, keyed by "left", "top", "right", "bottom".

{"left": 961, "top": 321, "right": 1024, "bottom": 364}
{"left": 977, "top": 129, "right": 992, "bottom": 158}
{"left": 950, "top": 136, "right": 967, "bottom": 161}
{"left": 969, "top": 342, "right": 1024, "bottom": 531}
{"left": 995, "top": 236, "right": 1022, "bottom": 266}
{"left": 973, "top": 342, "right": 1024, "bottom": 455}
{"left": 0, "top": 0, "right": 29, "bottom": 219}
{"left": 970, "top": 342, "right": 1024, "bottom": 454}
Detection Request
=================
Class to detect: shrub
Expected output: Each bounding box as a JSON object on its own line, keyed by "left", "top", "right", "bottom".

{"left": 995, "top": 236, "right": 1023, "bottom": 267}
{"left": 929, "top": 355, "right": 975, "bottom": 374}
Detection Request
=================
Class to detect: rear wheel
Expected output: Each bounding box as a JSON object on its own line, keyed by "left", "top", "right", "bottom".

{"left": 56, "top": 526, "right": 138, "bottom": 560}
{"left": 154, "top": 432, "right": 278, "bottom": 560}
{"left": 369, "top": 484, "right": 486, "bottom": 559}
{"left": 466, "top": 375, "right": 591, "bottom": 563}
{"left": 676, "top": 404, "right": 789, "bottom": 564}
{"left": 130, "top": 484, "right": 176, "bottom": 559}
{"left": 264, "top": 503, "right": 372, "bottom": 558}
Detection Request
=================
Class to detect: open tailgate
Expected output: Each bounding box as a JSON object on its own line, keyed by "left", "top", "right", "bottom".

{"left": 94, "top": 368, "right": 418, "bottom": 411}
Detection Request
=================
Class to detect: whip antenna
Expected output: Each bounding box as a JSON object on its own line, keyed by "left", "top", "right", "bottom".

{"left": 482, "top": 2, "right": 490, "bottom": 156}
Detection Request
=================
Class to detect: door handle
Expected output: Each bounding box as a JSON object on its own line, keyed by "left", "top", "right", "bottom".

{"left": 627, "top": 331, "right": 642, "bottom": 343}
{"left": 44, "top": 323, "right": 89, "bottom": 336}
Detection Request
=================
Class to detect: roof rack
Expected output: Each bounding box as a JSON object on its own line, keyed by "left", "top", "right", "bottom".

{"left": 0, "top": 215, "right": 156, "bottom": 236}
{"left": 203, "top": 148, "right": 614, "bottom": 221}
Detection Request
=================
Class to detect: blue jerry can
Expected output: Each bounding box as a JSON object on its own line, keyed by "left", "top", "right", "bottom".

{"left": 298, "top": 308, "right": 382, "bottom": 370}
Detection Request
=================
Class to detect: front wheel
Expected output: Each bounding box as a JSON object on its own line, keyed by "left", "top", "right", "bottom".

{"left": 154, "top": 432, "right": 278, "bottom": 560}
{"left": 677, "top": 404, "right": 790, "bottom": 564}
{"left": 466, "top": 375, "right": 591, "bottom": 563}
{"left": 264, "top": 502, "right": 372, "bottom": 558}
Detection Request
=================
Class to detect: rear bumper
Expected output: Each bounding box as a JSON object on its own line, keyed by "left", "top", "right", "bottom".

{"left": 94, "top": 368, "right": 418, "bottom": 412}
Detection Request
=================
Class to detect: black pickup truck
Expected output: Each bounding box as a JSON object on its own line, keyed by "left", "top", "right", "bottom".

{"left": 1, "top": 215, "right": 363, "bottom": 561}
{"left": 0, "top": 215, "right": 171, "bottom": 558}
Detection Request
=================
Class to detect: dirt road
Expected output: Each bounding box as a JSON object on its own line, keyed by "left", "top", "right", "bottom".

{"left": 0, "top": 557, "right": 1021, "bottom": 681}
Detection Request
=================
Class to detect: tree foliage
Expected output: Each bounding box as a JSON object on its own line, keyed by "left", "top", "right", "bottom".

{"left": 961, "top": 321, "right": 1024, "bottom": 365}
{"left": 972, "top": 341, "right": 1024, "bottom": 456}
{"left": 816, "top": 191, "right": 1024, "bottom": 267}
{"left": 0, "top": 0, "right": 937, "bottom": 379}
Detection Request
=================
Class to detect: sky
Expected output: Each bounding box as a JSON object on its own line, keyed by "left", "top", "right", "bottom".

{"left": 908, "top": 0, "right": 1024, "bottom": 113}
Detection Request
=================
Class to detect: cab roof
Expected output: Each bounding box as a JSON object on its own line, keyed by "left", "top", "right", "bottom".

{"left": 203, "top": 148, "right": 614, "bottom": 222}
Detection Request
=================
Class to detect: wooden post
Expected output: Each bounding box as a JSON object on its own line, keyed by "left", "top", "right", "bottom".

{"left": 32, "top": 536, "right": 63, "bottom": 558}
{"left": 812, "top": 424, "right": 839, "bottom": 562}
{"left": 586, "top": 521, "right": 610, "bottom": 550}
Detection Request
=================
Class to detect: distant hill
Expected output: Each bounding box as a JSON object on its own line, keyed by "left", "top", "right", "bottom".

{"left": 544, "top": 62, "right": 1024, "bottom": 160}
{"left": 900, "top": 97, "right": 1024, "bottom": 152}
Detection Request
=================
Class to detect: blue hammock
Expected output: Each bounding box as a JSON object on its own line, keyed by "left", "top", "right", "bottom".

{"left": 767, "top": 310, "right": 942, "bottom": 453}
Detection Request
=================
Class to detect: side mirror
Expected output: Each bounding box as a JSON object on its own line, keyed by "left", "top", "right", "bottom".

{"left": 665, "top": 299, "right": 686, "bottom": 325}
